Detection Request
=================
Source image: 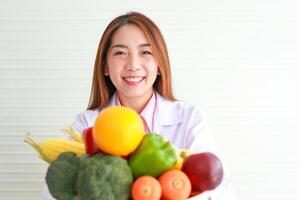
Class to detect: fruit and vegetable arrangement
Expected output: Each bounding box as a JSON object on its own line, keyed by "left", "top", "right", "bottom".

{"left": 24, "top": 106, "right": 224, "bottom": 200}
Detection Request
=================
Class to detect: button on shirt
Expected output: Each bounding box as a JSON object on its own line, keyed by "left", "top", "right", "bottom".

{"left": 115, "top": 92, "right": 156, "bottom": 133}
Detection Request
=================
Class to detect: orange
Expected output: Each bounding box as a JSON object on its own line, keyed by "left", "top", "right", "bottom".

{"left": 131, "top": 176, "right": 162, "bottom": 200}
{"left": 158, "top": 169, "right": 191, "bottom": 200}
{"left": 93, "top": 106, "right": 145, "bottom": 156}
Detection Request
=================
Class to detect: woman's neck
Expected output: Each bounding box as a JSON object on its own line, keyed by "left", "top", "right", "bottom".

{"left": 117, "top": 90, "right": 153, "bottom": 113}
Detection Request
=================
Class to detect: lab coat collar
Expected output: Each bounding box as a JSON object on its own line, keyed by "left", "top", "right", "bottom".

{"left": 107, "top": 93, "right": 117, "bottom": 107}
{"left": 106, "top": 91, "right": 182, "bottom": 126}
{"left": 155, "top": 91, "right": 182, "bottom": 126}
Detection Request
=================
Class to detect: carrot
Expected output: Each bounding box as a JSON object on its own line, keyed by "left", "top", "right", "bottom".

{"left": 131, "top": 176, "right": 162, "bottom": 200}
{"left": 158, "top": 169, "right": 191, "bottom": 200}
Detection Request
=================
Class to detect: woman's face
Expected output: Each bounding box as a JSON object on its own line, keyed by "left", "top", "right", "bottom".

{"left": 105, "top": 24, "right": 159, "bottom": 99}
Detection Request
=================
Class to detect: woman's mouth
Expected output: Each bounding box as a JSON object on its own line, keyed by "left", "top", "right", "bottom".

{"left": 123, "top": 76, "right": 145, "bottom": 86}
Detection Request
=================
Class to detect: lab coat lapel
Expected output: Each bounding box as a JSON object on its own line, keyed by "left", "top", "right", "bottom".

{"left": 107, "top": 93, "right": 117, "bottom": 107}
{"left": 153, "top": 92, "right": 182, "bottom": 133}
{"left": 106, "top": 92, "right": 182, "bottom": 134}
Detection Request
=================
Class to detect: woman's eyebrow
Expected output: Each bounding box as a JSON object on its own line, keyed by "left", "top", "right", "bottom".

{"left": 111, "top": 44, "right": 128, "bottom": 49}
{"left": 139, "top": 43, "right": 150, "bottom": 48}
{"left": 111, "top": 43, "right": 150, "bottom": 49}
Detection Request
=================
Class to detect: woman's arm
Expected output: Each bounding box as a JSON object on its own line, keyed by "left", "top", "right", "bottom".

{"left": 185, "top": 108, "right": 237, "bottom": 200}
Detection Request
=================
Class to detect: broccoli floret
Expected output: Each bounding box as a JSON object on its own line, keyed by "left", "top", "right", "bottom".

{"left": 45, "top": 152, "right": 79, "bottom": 200}
{"left": 76, "top": 153, "right": 133, "bottom": 200}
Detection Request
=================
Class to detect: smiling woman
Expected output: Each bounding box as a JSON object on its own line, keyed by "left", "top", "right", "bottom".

{"left": 88, "top": 11, "right": 175, "bottom": 113}
{"left": 42, "top": 11, "right": 236, "bottom": 200}
{"left": 104, "top": 24, "right": 159, "bottom": 112}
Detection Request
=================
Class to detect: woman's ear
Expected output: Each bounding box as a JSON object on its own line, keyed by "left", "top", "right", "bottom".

{"left": 157, "top": 66, "right": 161, "bottom": 75}
{"left": 104, "top": 64, "right": 109, "bottom": 76}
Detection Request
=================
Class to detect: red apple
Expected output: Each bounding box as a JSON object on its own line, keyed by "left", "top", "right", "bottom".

{"left": 181, "top": 152, "right": 223, "bottom": 192}
{"left": 82, "top": 127, "right": 99, "bottom": 155}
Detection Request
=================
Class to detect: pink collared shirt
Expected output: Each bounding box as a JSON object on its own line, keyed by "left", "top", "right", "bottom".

{"left": 115, "top": 92, "right": 157, "bottom": 133}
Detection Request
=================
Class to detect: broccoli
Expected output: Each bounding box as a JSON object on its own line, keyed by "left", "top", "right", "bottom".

{"left": 45, "top": 152, "right": 80, "bottom": 200}
{"left": 76, "top": 153, "right": 133, "bottom": 200}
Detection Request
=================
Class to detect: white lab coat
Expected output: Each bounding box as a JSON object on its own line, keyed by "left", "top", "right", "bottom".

{"left": 42, "top": 92, "right": 236, "bottom": 200}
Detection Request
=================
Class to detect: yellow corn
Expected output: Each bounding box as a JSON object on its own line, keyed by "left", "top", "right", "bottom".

{"left": 24, "top": 133, "right": 85, "bottom": 163}
{"left": 173, "top": 149, "right": 194, "bottom": 170}
{"left": 61, "top": 125, "right": 83, "bottom": 143}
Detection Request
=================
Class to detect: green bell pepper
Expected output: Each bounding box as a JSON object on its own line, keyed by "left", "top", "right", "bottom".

{"left": 128, "top": 133, "right": 177, "bottom": 178}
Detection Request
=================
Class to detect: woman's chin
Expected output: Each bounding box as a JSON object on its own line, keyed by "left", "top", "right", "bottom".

{"left": 119, "top": 88, "right": 153, "bottom": 99}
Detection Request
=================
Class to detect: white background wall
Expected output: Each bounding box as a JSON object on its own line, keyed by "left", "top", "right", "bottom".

{"left": 1, "top": 0, "right": 300, "bottom": 199}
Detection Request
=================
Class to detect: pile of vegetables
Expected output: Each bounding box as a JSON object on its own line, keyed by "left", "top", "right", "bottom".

{"left": 25, "top": 106, "right": 224, "bottom": 200}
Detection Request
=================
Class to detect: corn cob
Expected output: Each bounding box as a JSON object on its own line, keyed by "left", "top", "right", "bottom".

{"left": 24, "top": 133, "right": 85, "bottom": 163}
{"left": 173, "top": 149, "right": 193, "bottom": 170}
{"left": 61, "top": 125, "right": 83, "bottom": 143}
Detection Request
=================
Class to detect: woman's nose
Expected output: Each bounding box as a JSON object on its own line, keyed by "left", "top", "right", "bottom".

{"left": 126, "top": 54, "right": 141, "bottom": 71}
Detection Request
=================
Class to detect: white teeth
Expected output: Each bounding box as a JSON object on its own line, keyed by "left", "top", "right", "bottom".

{"left": 124, "top": 77, "right": 144, "bottom": 82}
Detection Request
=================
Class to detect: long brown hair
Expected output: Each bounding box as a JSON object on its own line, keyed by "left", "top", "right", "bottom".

{"left": 87, "top": 11, "right": 176, "bottom": 110}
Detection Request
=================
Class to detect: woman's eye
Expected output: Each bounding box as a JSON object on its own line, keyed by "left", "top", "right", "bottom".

{"left": 143, "top": 50, "right": 152, "bottom": 55}
{"left": 113, "top": 51, "right": 126, "bottom": 56}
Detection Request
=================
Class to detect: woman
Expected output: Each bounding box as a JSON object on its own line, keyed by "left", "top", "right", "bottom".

{"left": 42, "top": 11, "right": 236, "bottom": 200}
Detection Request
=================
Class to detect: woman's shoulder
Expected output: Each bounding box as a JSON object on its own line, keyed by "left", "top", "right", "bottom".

{"left": 156, "top": 93, "right": 207, "bottom": 123}
{"left": 175, "top": 100, "right": 207, "bottom": 120}
{"left": 72, "top": 109, "right": 100, "bottom": 133}
{"left": 76, "top": 109, "right": 99, "bottom": 121}
{"left": 176, "top": 99, "right": 202, "bottom": 112}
